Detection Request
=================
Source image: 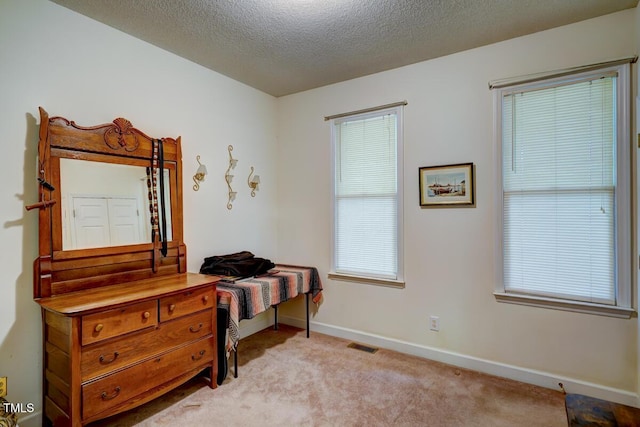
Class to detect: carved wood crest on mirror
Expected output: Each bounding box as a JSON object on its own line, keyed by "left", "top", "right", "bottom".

{"left": 32, "top": 107, "right": 186, "bottom": 299}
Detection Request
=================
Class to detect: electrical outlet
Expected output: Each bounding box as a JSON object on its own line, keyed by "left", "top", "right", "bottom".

{"left": 0, "top": 377, "right": 6, "bottom": 398}
{"left": 429, "top": 315, "right": 440, "bottom": 331}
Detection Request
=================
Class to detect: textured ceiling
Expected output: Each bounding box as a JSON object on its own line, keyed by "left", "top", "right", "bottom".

{"left": 51, "top": 0, "right": 638, "bottom": 97}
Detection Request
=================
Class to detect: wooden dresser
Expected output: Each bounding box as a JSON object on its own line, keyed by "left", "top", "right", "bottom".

{"left": 38, "top": 274, "right": 217, "bottom": 425}
{"left": 31, "top": 108, "right": 219, "bottom": 426}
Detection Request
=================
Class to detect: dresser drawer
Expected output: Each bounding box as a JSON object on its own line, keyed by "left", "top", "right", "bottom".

{"left": 81, "top": 309, "right": 213, "bottom": 381}
{"left": 82, "top": 336, "right": 213, "bottom": 420}
{"left": 82, "top": 300, "right": 158, "bottom": 345}
{"left": 159, "top": 288, "right": 213, "bottom": 321}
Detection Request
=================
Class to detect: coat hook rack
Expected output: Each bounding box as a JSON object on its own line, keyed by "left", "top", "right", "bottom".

{"left": 26, "top": 175, "right": 57, "bottom": 211}
{"left": 25, "top": 200, "right": 56, "bottom": 211}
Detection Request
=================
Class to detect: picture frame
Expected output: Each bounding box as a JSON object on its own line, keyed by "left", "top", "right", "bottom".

{"left": 419, "top": 162, "right": 475, "bottom": 207}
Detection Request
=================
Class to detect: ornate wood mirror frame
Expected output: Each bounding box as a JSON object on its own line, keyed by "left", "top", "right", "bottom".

{"left": 32, "top": 107, "right": 186, "bottom": 299}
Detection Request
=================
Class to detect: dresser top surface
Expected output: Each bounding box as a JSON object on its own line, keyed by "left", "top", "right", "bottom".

{"left": 35, "top": 272, "right": 220, "bottom": 315}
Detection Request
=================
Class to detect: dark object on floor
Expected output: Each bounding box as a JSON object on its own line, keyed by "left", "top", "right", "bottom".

{"left": 217, "top": 304, "right": 230, "bottom": 385}
{"left": 200, "top": 251, "right": 275, "bottom": 278}
{"left": 565, "top": 393, "right": 640, "bottom": 426}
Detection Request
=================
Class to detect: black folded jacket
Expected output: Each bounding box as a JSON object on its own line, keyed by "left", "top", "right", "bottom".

{"left": 199, "top": 251, "right": 275, "bottom": 278}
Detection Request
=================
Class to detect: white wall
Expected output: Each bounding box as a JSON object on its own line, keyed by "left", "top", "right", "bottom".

{"left": 0, "top": 0, "right": 278, "bottom": 424}
{"left": 277, "top": 9, "right": 639, "bottom": 404}
{"left": 1, "top": 1, "right": 638, "bottom": 424}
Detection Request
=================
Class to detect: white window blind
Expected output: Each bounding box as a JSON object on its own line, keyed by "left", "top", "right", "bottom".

{"left": 333, "top": 109, "right": 400, "bottom": 280}
{"left": 501, "top": 73, "right": 618, "bottom": 305}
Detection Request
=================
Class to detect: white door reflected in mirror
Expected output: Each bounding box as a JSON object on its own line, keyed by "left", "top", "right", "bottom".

{"left": 60, "top": 158, "right": 172, "bottom": 250}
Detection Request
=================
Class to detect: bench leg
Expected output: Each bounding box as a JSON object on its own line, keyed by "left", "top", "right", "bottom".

{"left": 233, "top": 346, "right": 238, "bottom": 378}
{"left": 273, "top": 304, "right": 278, "bottom": 330}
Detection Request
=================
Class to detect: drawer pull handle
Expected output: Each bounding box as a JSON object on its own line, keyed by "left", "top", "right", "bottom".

{"left": 101, "top": 386, "right": 121, "bottom": 401}
{"left": 189, "top": 323, "right": 203, "bottom": 333}
{"left": 202, "top": 295, "right": 209, "bottom": 303}
{"left": 99, "top": 352, "right": 120, "bottom": 364}
{"left": 169, "top": 304, "right": 176, "bottom": 312}
{"left": 94, "top": 324, "right": 104, "bottom": 333}
{"left": 191, "top": 350, "right": 206, "bottom": 361}
{"left": 142, "top": 311, "right": 151, "bottom": 319}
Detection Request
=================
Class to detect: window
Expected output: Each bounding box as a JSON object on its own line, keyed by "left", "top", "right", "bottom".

{"left": 329, "top": 106, "right": 404, "bottom": 287}
{"left": 493, "top": 61, "right": 633, "bottom": 317}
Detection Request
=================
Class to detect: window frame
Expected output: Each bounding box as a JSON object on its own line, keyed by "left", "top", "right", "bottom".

{"left": 329, "top": 105, "right": 405, "bottom": 288}
{"left": 492, "top": 62, "right": 634, "bottom": 318}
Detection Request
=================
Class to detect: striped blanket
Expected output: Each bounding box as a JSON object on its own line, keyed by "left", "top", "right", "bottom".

{"left": 216, "top": 265, "right": 322, "bottom": 355}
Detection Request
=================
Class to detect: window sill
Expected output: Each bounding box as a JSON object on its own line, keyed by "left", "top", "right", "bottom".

{"left": 328, "top": 272, "right": 405, "bottom": 288}
{"left": 493, "top": 292, "right": 635, "bottom": 319}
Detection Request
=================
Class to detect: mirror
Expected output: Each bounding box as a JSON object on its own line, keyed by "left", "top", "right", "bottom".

{"left": 59, "top": 159, "right": 172, "bottom": 250}
{"left": 33, "top": 107, "right": 186, "bottom": 298}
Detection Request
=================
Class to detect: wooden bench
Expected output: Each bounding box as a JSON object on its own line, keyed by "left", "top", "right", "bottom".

{"left": 215, "top": 265, "right": 323, "bottom": 382}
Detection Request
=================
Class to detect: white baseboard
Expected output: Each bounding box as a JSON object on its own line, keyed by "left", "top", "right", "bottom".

{"left": 17, "top": 411, "right": 40, "bottom": 427}
{"left": 278, "top": 314, "right": 640, "bottom": 408}
{"left": 238, "top": 311, "right": 276, "bottom": 339}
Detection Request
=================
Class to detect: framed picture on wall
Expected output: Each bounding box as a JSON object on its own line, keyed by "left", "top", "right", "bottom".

{"left": 419, "top": 162, "right": 475, "bottom": 207}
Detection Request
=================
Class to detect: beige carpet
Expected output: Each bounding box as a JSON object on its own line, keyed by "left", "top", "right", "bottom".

{"left": 90, "top": 325, "right": 567, "bottom": 426}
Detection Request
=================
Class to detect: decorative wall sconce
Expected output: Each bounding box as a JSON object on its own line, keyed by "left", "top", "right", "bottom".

{"left": 192, "top": 155, "right": 207, "bottom": 191}
{"left": 225, "top": 145, "right": 238, "bottom": 209}
{"left": 247, "top": 166, "right": 260, "bottom": 197}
